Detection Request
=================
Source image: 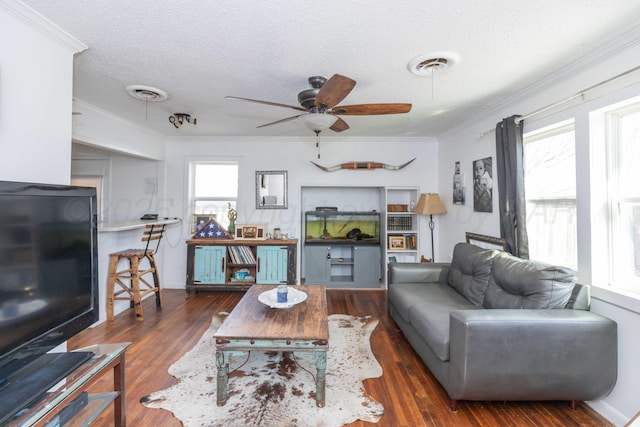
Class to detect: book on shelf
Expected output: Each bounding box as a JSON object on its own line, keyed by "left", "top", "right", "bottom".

{"left": 227, "top": 246, "right": 240, "bottom": 264}
{"left": 241, "top": 246, "right": 256, "bottom": 264}
{"left": 387, "top": 216, "right": 413, "bottom": 231}
{"left": 228, "top": 245, "right": 256, "bottom": 264}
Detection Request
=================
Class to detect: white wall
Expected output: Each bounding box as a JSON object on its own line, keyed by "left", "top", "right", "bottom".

{"left": 0, "top": 0, "right": 86, "bottom": 353}
{"left": 438, "top": 29, "right": 640, "bottom": 426}
{"left": 0, "top": 0, "right": 85, "bottom": 184}
{"left": 160, "top": 136, "right": 438, "bottom": 289}
{"left": 72, "top": 99, "right": 166, "bottom": 160}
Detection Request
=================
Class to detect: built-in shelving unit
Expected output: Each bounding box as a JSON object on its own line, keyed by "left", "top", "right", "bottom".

{"left": 302, "top": 210, "right": 381, "bottom": 288}
{"left": 384, "top": 187, "right": 421, "bottom": 266}
{"left": 300, "top": 186, "right": 423, "bottom": 289}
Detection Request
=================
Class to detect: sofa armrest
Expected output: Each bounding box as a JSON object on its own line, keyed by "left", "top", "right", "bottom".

{"left": 388, "top": 262, "right": 451, "bottom": 284}
{"left": 447, "top": 309, "right": 617, "bottom": 401}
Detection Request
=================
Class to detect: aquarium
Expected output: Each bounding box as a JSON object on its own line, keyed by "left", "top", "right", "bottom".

{"left": 304, "top": 211, "right": 380, "bottom": 244}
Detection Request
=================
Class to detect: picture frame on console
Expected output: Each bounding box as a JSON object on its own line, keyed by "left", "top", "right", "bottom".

{"left": 235, "top": 224, "right": 267, "bottom": 239}
{"left": 192, "top": 214, "right": 215, "bottom": 233}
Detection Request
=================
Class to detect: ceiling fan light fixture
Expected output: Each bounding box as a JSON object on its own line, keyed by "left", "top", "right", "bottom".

{"left": 298, "top": 113, "right": 338, "bottom": 132}
{"left": 408, "top": 52, "right": 459, "bottom": 77}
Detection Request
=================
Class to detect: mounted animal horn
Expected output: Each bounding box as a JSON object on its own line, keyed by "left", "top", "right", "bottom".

{"left": 310, "top": 158, "right": 416, "bottom": 172}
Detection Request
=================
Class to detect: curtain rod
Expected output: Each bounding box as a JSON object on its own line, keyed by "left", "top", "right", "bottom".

{"left": 475, "top": 65, "right": 640, "bottom": 140}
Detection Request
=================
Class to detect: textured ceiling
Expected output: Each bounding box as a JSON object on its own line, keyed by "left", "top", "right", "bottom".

{"left": 21, "top": 0, "right": 640, "bottom": 138}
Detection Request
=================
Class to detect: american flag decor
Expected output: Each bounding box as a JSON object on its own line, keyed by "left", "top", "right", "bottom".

{"left": 192, "top": 218, "right": 232, "bottom": 239}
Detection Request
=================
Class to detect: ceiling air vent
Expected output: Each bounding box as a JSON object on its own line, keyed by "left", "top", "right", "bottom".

{"left": 125, "top": 85, "right": 168, "bottom": 102}
{"left": 408, "top": 52, "right": 459, "bottom": 77}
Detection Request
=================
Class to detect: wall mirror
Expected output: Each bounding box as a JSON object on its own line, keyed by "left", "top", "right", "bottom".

{"left": 256, "top": 170, "right": 288, "bottom": 209}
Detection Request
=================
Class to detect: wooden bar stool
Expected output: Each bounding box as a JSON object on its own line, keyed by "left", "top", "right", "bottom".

{"left": 106, "top": 224, "right": 166, "bottom": 321}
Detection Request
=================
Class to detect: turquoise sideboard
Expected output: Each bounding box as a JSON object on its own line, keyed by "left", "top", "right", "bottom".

{"left": 185, "top": 238, "right": 297, "bottom": 293}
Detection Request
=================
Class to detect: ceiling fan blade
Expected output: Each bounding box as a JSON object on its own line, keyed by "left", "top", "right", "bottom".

{"left": 329, "top": 117, "right": 350, "bottom": 132}
{"left": 225, "top": 96, "right": 308, "bottom": 112}
{"left": 331, "top": 103, "right": 412, "bottom": 115}
{"left": 314, "top": 74, "right": 356, "bottom": 109}
{"left": 256, "top": 114, "right": 305, "bottom": 128}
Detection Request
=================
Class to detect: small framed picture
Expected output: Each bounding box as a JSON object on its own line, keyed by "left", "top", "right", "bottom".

{"left": 388, "top": 236, "right": 407, "bottom": 250}
{"left": 235, "top": 224, "right": 267, "bottom": 239}
{"left": 192, "top": 214, "right": 216, "bottom": 233}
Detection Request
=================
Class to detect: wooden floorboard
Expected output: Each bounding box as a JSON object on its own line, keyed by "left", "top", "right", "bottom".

{"left": 69, "top": 289, "right": 613, "bottom": 427}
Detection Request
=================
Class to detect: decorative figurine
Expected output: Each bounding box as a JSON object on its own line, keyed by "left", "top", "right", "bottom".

{"left": 227, "top": 203, "right": 237, "bottom": 235}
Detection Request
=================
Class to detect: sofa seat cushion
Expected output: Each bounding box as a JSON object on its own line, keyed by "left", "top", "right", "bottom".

{"left": 388, "top": 283, "right": 424, "bottom": 323}
{"left": 448, "top": 242, "right": 500, "bottom": 305}
{"left": 483, "top": 253, "right": 576, "bottom": 309}
{"left": 406, "top": 285, "right": 479, "bottom": 362}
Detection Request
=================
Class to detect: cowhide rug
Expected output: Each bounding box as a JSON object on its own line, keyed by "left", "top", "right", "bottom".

{"left": 141, "top": 314, "right": 384, "bottom": 427}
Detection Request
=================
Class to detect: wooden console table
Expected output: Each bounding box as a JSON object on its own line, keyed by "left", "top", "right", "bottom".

{"left": 8, "top": 343, "right": 130, "bottom": 427}
{"left": 186, "top": 238, "right": 297, "bottom": 292}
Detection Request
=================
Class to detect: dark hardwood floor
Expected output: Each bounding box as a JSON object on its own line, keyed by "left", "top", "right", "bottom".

{"left": 69, "top": 289, "right": 613, "bottom": 426}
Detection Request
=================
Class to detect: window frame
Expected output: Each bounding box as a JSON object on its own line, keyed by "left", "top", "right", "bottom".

{"left": 523, "top": 120, "right": 577, "bottom": 270}
{"left": 605, "top": 103, "right": 640, "bottom": 289}
{"left": 187, "top": 159, "right": 239, "bottom": 232}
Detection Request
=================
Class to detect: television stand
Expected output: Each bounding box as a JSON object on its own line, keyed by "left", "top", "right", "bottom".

{"left": 0, "top": 351, "right": 95, "bottom": 424}
{"left": 5, "top": 343, "right": 130, "bottom": 427}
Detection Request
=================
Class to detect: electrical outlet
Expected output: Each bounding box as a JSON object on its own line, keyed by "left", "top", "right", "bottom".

{"left": 144, "top": 178, "right": 157, "bottom": 194}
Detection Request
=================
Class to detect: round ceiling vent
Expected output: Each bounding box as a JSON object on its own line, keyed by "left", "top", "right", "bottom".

{"left": 408, "top": 52, "right": 460, "bottom": 76}
{"left": 125, "top": 84, "right": 168, "bottom": 102}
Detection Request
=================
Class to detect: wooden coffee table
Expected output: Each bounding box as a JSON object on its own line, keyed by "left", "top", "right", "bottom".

{"left": 213, "top": 285, "right": 329, "bottom": 407}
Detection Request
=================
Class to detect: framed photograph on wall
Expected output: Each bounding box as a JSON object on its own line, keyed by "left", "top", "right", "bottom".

{"left": 388, "top": 235, "right": 407, "bottom": 250}
{"left": 473, "top": 156, "right": 493, "bottom": 212}
{"left": 453, "top": 161, "right": 465, "bottom": 205}
{"left": 235, "top": 224, "right": 267, "bottom": 239}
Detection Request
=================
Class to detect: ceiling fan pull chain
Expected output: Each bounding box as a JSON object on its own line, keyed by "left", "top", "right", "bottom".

{"left": 315, "top": 130, "right": 321, "bottom": 159}
{"left": 431, "top": 68, "right": 434, "bottom": 101}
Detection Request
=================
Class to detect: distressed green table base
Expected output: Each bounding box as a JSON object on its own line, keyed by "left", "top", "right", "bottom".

{"left": 213, "top": 285, "right": 329, "bottom": 409}
{"left": 215, "top": 340, "right": 328, "bottom": 407}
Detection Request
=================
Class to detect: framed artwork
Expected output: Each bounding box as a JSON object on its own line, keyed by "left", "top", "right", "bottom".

{"left": 235, "top": 224, "right": 267, "bottom": 239}
{"left": 473, "top": 156, "right": 493, "bottom": 212}
{"left": 388, "top": 236, "right": 407, "bottom": 250}
{"left": 191, "top": 214, "right": 216, "bottom": 233}
{"left": 453, "top": 161, "right": 465, "bottom": 205}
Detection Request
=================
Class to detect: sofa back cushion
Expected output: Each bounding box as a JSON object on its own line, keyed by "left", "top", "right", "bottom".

{"left": 447, "top": 243, "right": 499, "bottom": 305}
{"left": 483, "top": 253, "right": 576, "bottom": 309}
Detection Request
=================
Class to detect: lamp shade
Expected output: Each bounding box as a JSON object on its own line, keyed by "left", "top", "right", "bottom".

{"left": 414, "top": 193, "right": 446, "bottom": 215}
{"left": 298, "top": 113, "right": 338, "bottom": 132}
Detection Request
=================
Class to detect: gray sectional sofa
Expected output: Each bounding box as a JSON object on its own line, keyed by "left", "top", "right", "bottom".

{"left": 387, "top": 242, "right": 617, "bottom": 410}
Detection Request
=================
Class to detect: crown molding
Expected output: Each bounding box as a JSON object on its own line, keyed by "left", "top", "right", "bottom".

{"left": 442, "top": 24, "right": 640, "bottom": 138}
{"left": 0, "top": 0, "right": 87, "bottom": 53}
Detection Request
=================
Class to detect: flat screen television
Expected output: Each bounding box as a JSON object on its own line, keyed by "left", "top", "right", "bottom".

{"left": 0, "top": 180, "right": 99, "bottom": 422}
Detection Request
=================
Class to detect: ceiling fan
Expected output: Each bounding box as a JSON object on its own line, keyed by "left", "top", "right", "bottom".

{"left": 225, "top": 74, "right": 412, "bottom": 133}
